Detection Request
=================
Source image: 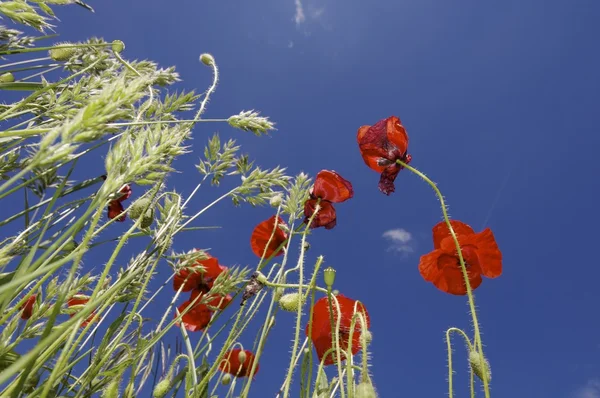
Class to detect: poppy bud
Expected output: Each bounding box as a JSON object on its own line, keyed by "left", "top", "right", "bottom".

{"left": 469, "top": 350, "right": 491, "bottom": 383}
{"left": 355, "top": 381, "right": 378, "bottom": 398}
{"left": 303, "top": 241, "right": 310, "bottom": 251}
{"left": 111, "top": 40, "right": 125, "bottom": 53}
{"left": 238, "top": 350, "right": 247, "bottom": 364}
{"left": 199, "top": 53, "right": 215, "bottom": 66}
{"left": 49, "top": 43, "right": 76, "bottom": 61}
{"left": 221, "top": 373, "right": 232, "bottom": 386}
{"left": 279, "top": 293, "right": 301, "bottom": 312}
{"left": 101, "top": 378, "right": 120, "bottom": 398}
{"left": 254, "top": 271, "right": 267, "bottom": 285}
{"left": 332, "top": 289, "right": 340, "bottom": 296}
{"left": 129, "top": 198, "right": 150, "bottom": 220}
{"left": 269, "top": 193, "right": 283, "bottom": 207}
{"left": 363, "top": 330, "right": 373, "bottom": 346}
{"left": 323, "top": 267, "right": 336, "bottom": 288}
{"left": 153, "top": 378, "right": 171, "bottom": 398}
{"left": 0, "top": 72, "right": 14, "bottom": 83}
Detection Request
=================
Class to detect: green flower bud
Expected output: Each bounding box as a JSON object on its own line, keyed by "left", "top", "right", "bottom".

{"left": 129, "top": 198, "right": 151, "bottom": 220}
{"left": 363, "top": 330, "right": 373, "bottom": 345}
{"left": 221, "top": 373, "right": 232, "bottom": 386}
{"left": 254, "top": 271, "right": 267, "bottom": 285}
{"left": 111, "top": 40, "right": 125, "bottom": 53}
{"left": 49, "top": 43, "right": 76, "bottom": 61}
{"left": 469, "top": 350, "right": 491, "bottom": 383}
{"left": 238, "top": 350, "right": 247, "bottom": 364}
{"left": 140, "top": 207, "right": 154, "bottom": 228}
{"left": 355, "top": 381, "right": 378, "bottom": 398}
{"left": 153, "top": 378, "right": 171, "bottom": 398}
{"left": 101, "top": 378, "right": 120, "bottom": 398}
{"left": 0, "top": 72, "right": 14, "bottom": 83}
{"left": 279, "top": 293, "right": 301, "bottom": 312}
{"left": 323, "top": 267, "right": 336, "bottom": 287}
{"left": 269, "top": 193, "right": 283, "bottom": 207}
{"left": 199, "top": 53, "right": 215, "bottom": 66}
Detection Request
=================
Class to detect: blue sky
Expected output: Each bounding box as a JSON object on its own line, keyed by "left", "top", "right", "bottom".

{"left": 7, "top": 0, "right": 600, "bottom": 396}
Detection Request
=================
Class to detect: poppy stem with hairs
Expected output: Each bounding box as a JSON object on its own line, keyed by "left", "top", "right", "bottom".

{"left": 396, "top": 159, "right": 491, "bottom": 398}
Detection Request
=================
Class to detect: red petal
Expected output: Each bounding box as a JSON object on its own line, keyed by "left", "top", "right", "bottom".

{"left": 107, "top": 200, "right": 126, "bottom": 222}
{"left": 20, "top": 294, "right": 36, "bottom": 320}
{"left": 432, "top": 220, "right": 475, "bottom": 249}
{"left": 312, "top": 170, "right": 354, "bottom": 203}
{"left": 385, "top": 116, "right": 409, "bottom": 155}
{"left": 67, "top": 296, "right": 97, "bottom": 327}
{"left": 250, "top": 216, "right": 288, "bottom": 258}
{"left": 473, "top": 228, "right": 502, "bottom": 278}
{"left": 176, "top": 300, "right": 212, "bottom": 332}
{"left": 117, "top": 184, "right": 132, "bottom": 202}
{"left": 304, "top": 199, "right": 337, "bottom": 229}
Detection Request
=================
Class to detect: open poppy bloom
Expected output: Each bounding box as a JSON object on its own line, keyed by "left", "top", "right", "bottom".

{"left": 357, "top": 116, "right": 412, "bottom": 195}
{"left": 107, "top": 184, "right": 132, "bottom": 222}
{"left": 418, "top": 220, "right": 502, "bottom": 295}
{"left": 250, "top": 215, "right": 288, "bottom": 258}
{"left": 304, "top": 170, "right": 353, "bottom": 229}
{"left": 219, "top": 348, "right": 259, "bottom": 377}
{"left": 173, "top": 251, "right": 231, "bottom": 332}
{"left": 20, "top": 294, "right": 36, "bottom": 320}
{"left": 67, "top": 296, "right": 97, "bottom": 327}
{"left": 305, "top": 295, "right": 370, "bottom": 366}
{"left": 173, "top": 252, "right": 228, "bottom": 293}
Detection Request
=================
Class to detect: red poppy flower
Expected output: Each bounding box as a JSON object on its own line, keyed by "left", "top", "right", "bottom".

{"left": 219, "top": 349, "right": 259, "bottom": 377}
{"left": 20, "top": 294, "right": 36, "bottom": 320}
{"left": 305, "top": 295, "right": 370, "bottom": 366}
{"left": 250, "top": 216, "right": 288, "bottom": 258}
{"left": 357, "top": 116, "right": 412, "bottom": 195}
{"left": 175, "top": 299, "right": 213, "bottom": 332}
{"left": 304, "top": 170, "right": 354, "bottom": 229}
{"left": 173, "top": 252, "right": 228, "bottom": 293}
{"left": 107, "top": 200, "right": 126, "bottom": 222}
{"left": 117, "top": 184, "right": 132, "bottom": 202}
{"left": 67, "top": 296, "right": 97, "bottom": 327}
{"left": 418, "top": 220, "right": 502, "bottom": 295}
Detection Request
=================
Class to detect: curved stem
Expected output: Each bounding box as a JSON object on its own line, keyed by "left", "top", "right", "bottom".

{"left": 397, "top": 159, "right": 491, "bottom": 397}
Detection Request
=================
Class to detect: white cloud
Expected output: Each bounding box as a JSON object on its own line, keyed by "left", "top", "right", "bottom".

{"left": 382, "top": 228, "right": 415, "bottom": 254}
{"left": 294, "top": 0, "right": 306, "bottom": 25}
{"left": 573, "top": 380, "right": 600, "bottom": 398}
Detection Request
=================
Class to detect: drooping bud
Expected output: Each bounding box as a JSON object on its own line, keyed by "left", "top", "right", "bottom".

{"left": 153, "top": 377, "right": 171, "bottom": 398}
{"left": 199, "top": 53, "right": 215, "bottom": 66}
{"left": 278, "top": 293, "right": 302, "bottom": 312}
{"left": 101, "top": 378, "right": 120, "bottom": 398}
{"left": 323, "top": 267, "right": 336, "bottom": 288}
{"left": 363, "top": 330, "right": 373, "bottom": 346}
{"left": 469, "top": 350, "right": 491, "bottom": 383}
{"left": 355, "top": 381, "right": 378, "bottom": 398}
{"left": 254, "top": 271, "right": 268, "bottom": 285}
{"left": 238, "top": 350, "right": 247, "bottom": 364}
{"left": 49, "top": 43, "right": 76, "bottom": 61}
{"left": 111, "top": 40, "right": 125, "bottom": 53}
{"left": 269, "top": 193, "right": 283, "bottom": 208}
{"left": 0, "top": 72, "right": 14, "bottom": 83}
{"left": 221, "top": 373, "right": 232, "bottom": 386}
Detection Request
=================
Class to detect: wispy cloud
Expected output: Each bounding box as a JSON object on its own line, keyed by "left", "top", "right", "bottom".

{"left": 572, "top": 379, "right": 600, "bottom": 398}
{"left": 382, "top": 228, "right": 415, "bottom": 254}
{"left": 294, "top": 0, "right": 305, "bottom": 25}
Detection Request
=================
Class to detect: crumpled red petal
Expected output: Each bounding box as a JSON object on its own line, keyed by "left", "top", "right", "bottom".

{"left": 219, "top": 348, "right": 259, "bottom": 377}
{"left": 304, "top": 199, "right": 337, "bottom": 229}
{"left": 107, "top": 200, "right": 126, "bottom": 222}
{"left": 250, "top": 216, "right": 288, "bottom": 258}
{"left": 312, "top": 170, "right": 354, "bottom": 203}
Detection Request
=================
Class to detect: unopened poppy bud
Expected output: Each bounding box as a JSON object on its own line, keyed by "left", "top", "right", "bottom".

{"left": 323, "top": 267, "right": 336, "bottom": 287}
{"left": 49, "top": 43, "right": 76, "bottom": 61}
{"left": 332, "top": 289, "right": 340, "bottom": 296}
{"left": 269, "top": 193, "right": 283, "bottom": 207}
{"left": 254, "top": 271, "right": 267, "bottom": 285}
{"left": 153, "top": 378, "right": 171, "bottom": 398}
{"left": 199, "top": 53, "right": 215, "bottom": 66}
{"left": 468, "top": 350, "right": 491, "bottom": 383}
{"left": 0, "top": 72, "right": 14, "bottom": 83}
{"left": 101, "top": 378, "right": 120, "bottom": 398}
{"left": 238, "top": 350, "right": 247, "bottom": 364}
{"left": 303, "top": 241, "right": 310, "bottom": 251}
{"left": 355, "top": 381, "right": 378, "bottom": 398}
{"left": 129, "top": 198, "right": 150, "bottom": 220}
{"left": 221, "top": 373, "right": 232, "bottom": 386}
{"left": 363, "top": 330, "right": 373, "bottom": 345}
{"left": 279, "top": 293, "right": 301, "bottom": 312}
{"left": 111, "top": 40, "right": 125, "bottom": 53}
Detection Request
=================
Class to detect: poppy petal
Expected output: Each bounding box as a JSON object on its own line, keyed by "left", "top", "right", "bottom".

{"left": 219, "top": 349, "right": 259, "bottom": 377}
{"left": 176, "top": 300, "right": 212, "bottom": 332}
{"left": 67, "top": 297, "right": 97, "bottom": 327}
{"left": 434, "top": 261, "right": 483, "bottom": 295}
{"left": 250, "top": 216, "right": 288, "bottom": 258}
{"left": 473, "top": 228, "right": 503, "bottom": 278}
{"left": 20, "top": 295, "right": 36, "bottom": 320}
{"left": 107, "top": 200, "right": 126, "bottom": 222}
{"left": 304, "top": 199, "right": 337, "bottom": 229}
{"left": 432, "top": 220, "right": 476, "bottom": 249}
{"left": 385, "top": 116, "right": 409, "bottom": 154}
{"left": 312, "top": 170, "right": 354, "bottom": 203}
{"left": 418, "top": 250, "right": 444, "bottom": 282}
{"left": 378, "top": 164, "right": 401, "bottom": 195}
{"left": 358, "top": 146, "right": 388, "bottom": 173}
